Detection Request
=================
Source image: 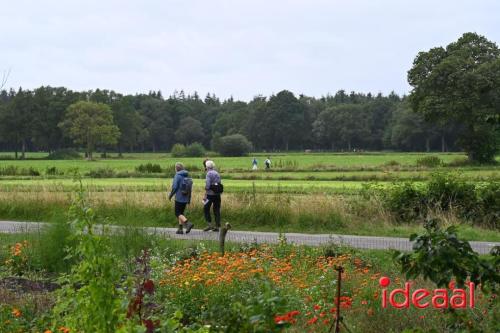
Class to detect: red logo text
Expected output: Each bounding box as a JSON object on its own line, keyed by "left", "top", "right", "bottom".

{"left": 379, "top": 277, "right": 475, "bottom": 309}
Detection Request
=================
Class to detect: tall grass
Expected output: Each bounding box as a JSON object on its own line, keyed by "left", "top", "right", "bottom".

{"left": 0, "top": 189, "right": 498, "bottom": 241}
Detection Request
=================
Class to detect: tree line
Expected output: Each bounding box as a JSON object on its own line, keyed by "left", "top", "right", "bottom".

{"left": 0, "top": 32, "right": 498, "bottom": 162}
{"left": 0, "top": 88, "right": 460, "bottom": 156}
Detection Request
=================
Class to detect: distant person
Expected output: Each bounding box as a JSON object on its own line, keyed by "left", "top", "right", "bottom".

{"left": 252, "top": 157, "right": 258, "bottom": 170}
{"left": 168, "top": 162, "right": 194, "bottom": 234}
{"left": 203, "top": 160, "right": 223, "bottom": 232}
{"left": 265, "top": 157, "right": 271, "bottom": 170}
{"left": 203, "top": 158, "right": 209, "bottom": 171}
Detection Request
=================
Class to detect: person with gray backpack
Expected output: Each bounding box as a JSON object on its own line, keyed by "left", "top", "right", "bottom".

{"left": 203, "top": 160, "right": 223, "bottom": 232}
{"left": 168, "top": 162, "right": 194, "bottom": 234}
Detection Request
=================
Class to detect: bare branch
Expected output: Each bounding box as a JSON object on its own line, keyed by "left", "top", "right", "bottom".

{"left": 0, "top": 68, "right": 11, "bottom": 90}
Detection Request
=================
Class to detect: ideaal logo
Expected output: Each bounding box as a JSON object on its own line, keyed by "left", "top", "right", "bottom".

{"left": 379, "top": 277, "right": 475, "bottom": 309}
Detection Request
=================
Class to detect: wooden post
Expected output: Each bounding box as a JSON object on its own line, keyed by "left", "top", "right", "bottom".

{"left": 219, "top": 223, "right": 232, "bottom": 255}
{"left": 329, "top": 266, "right": 344, "bottom": 333}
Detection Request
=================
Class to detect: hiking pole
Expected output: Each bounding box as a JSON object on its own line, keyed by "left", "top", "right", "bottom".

{"left": 219, "top": 223, "right": 232, "bottom": 255}
{"left": 329, "top": 266, "right": 344, "bottom": 333}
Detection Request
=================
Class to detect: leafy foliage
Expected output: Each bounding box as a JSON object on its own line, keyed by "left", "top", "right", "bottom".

{"left": 394, "top": 218, "right": 499, "bottom": 288}
{"left": 58, "top": 101, "right": 120, "bottom": 160}
{"left": 408, "top": 32, "right": 500, "bottom": 163}
{"left": 213, "top": 134, "right": 252, "bottom": 156}
{"left": 52, "top": 182, "right": 127, "bottom": 332}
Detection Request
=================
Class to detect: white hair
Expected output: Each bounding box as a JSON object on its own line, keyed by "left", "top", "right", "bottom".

{"left": 205, "top": 160, "right": 215, "bottom": 170}
{"left": 175, "top": 162, "right": 184, "bottom": 171}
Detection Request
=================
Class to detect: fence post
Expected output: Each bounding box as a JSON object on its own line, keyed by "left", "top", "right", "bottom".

{"left": 329, "top": 266, "right": 344, "bottom": 333}
{"left": 219, "top": 223, "right": 232, "bottom": 255}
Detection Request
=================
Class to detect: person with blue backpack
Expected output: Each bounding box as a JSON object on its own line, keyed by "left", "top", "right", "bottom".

{"left": 168, "top": 162, "right": 194, "bottom": 234}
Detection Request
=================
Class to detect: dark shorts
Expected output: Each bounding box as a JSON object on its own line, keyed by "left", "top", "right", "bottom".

{"left": 174, "top": 201, "right": 187, "bottom": 217}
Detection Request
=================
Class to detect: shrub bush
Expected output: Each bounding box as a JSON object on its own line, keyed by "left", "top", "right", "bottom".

{"left": 380, "top": 173, "right": 497, "bottom": 226}
{"left": 171, "top": 143, "right": 186, "bottom": 157}
{"left": 135, "top": 163, "right": 163, "bottom": 173}
{"left": 184, "top": 142, "right": 206, "bottom": 157}
{"left": 213, "top": 134, "right": 252, "bottom": 156}
{"left": 46, "top": 148, "right": 81, "bottom": 160}
{"left": 0, "top": 165, "right": 40, "bottom": 176}
{"left": 476, "top": 182, "right": 500, "bottom": 229}
{"left": 86, "top": 168, "right": 116, "bottom": 178}
{"left": 425, "top": 173, "right": 476, "bottom": 215}
{"left": 171, "top": 143, "right": 206, "bottom": 157}
{"left": 415, "top": 156, "right": 442, "bottom": 168}
{"left": 0, "top": 154, "right": 14, "bottom": 160}
{"left": 384, "top": 182, "right": 426, "bottom": 221}
{"left": 45, "top": 166, "right": 61, "bottom": 176}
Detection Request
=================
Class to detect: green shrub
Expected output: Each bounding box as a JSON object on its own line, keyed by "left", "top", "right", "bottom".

{"left": 384, "top": 182, "right": 426, "bottom": 221}
{"left": 46, "top": 148, "right": 81, "bottom": 160}
{"left": 184, "top": 142, "right": 206, "bottom": 157}
{"left": 415, "top": 156, "right": 442, "bottom": 168}
{"left": 0, "top": 165, "right": 40, "bottom": 176}
{"left": 86, "top": 167, "right": 116, "bottom": 178}
{"left": 213, "top": 134, "right": 252, "bottom": 156}
{"left": 52, "top": 186, "right": 127, "bottom": 332}
{"left": 476, "top": 182, "right": 500, "bottom": 229}
{"left": 171, "top": 143, "right": 187, "bottom": 157}
{"left": 394, "top": 218, "right": 500, "bottom": 290}
{"left": 0, "top": 154, "right": 14, "bottom": 160}
{"left": 171, "top": 142, "right": 206, "bottom": 157}
{"left": 135, "top": 163, "right": 163, "bottom": 173}
{"left": 425, "top": 173, "right": 476, "bottom": 216}
{"left": 45, "top": 166, "right": 61, "bottom": 176}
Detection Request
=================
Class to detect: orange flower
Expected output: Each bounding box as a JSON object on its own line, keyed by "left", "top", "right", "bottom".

{"left": 58, "top": 327, "right": 70, "bottom": 333}
{"left": 11, "top": 308, "right": 21, "bottom": 317}
{"left": 44, "top": 330, "right": 53, "bottom": 333}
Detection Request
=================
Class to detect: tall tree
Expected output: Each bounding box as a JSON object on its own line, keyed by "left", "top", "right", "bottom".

{"left": 175, "top": 116, "right": 205, "bottom": 145}
{"left": 59, "top": 101, "right": 120, "bottom": 159}
{"left": 0, "top": 88, "right": 35, "bottom": 159}
{"left": 408, "top": 32, "right": 500, "bottom": 163}
{"left": 267, "top": 90, "right": 305, "bottom": 150}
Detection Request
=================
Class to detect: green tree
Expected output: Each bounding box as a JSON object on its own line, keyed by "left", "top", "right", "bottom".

{"left": 408, "top": 32, "right": 500, "bottom": 163}
{"left": 112, "top": 96, "right": 142, "bottom": 154}
{"left": 267, "top": 90, "right": 306, "bottom": 150}
{"left": 0, "top": 88, "right": 35, "bottom": 159}
{"left": 59, "top": 101, "right": 120, "bottom": 160}
{"left": 175, "top": 116, "right": 205, "bottom": 144}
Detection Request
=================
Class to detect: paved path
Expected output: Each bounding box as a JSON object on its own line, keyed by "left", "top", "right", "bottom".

{"left": 0, "top": 221, "right": 498, "bottom": 254}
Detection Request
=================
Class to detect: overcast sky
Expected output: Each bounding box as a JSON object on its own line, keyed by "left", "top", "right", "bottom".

{"left": 1, "top": 0, "right": 499, "bottom": 100}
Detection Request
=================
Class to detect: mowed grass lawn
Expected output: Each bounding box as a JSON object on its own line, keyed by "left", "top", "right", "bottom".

{"left": 0, "top": 152, "right": 482, "bottom": 172}
{"left": 0, "top": 177, "right": 377, "bottom": 194}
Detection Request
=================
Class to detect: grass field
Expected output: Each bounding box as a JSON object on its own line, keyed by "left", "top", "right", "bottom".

{"left": 0, "top": 151, "right": 484, "bottom": 171}
{"left": 0, "top": 152, "right": 498, "bottom": 240}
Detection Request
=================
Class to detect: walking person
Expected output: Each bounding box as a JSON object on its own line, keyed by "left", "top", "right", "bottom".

{"left": 203, "top": 160, "right": 223, "bottom": 232}
{"left": 265, "top": 156, "right": 271, "bottom": 170}
{"left": 252, "top": 157, "right": 258, "bottom": 170}
{"left": 168, "top": 162, "right": 194, "bottom": 234}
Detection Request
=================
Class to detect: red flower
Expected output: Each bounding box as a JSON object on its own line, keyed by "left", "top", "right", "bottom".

{"left": 143, "top": 279, "right": 155, "bottom": 294}
{"left": 307, "top": 317, "right": 318, "bottom": 325}
{"left": 313, "top": 304, "right": 321, "bottom": 310}
{"left": 143, "top": 319, "right": 155, "bottom": 333}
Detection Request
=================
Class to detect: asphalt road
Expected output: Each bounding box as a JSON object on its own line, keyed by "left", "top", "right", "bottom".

{"left": 0, "top": 220, "right": 498, "bottom": 254}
